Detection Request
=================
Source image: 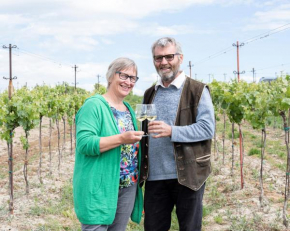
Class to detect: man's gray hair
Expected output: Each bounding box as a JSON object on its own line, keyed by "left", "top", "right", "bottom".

{"left": 151, "top": 37, "right": 183, "bottom": 55}
{"left": 106, "top": 57, "right": 138, "bottom": 88}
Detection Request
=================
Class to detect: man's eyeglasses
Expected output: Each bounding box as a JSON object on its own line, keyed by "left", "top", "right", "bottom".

{"left": 116, "top": 71, "right": 139, "bottom": 83}
{"left": 153, "top": 53, "right": 181, "bottom": 62}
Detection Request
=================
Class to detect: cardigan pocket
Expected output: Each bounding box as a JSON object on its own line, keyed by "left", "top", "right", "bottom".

{"left": 91, "top": 173, "right": 103, "bottom": 195}
{"left": 90, "top": 173, "right": 118, "bottom": 211}
{"left": 89, "top": 174, "right": 107, "bottom": 208}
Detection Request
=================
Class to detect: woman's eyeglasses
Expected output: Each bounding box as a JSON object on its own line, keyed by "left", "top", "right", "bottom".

{"left": 116, "top": 71, "right": 139, "bottom": 83}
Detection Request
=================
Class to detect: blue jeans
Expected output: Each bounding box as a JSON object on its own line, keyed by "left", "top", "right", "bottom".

{"left": 144, "top": 179, "right": 205, "bottom": 231}
{"left": 81, "top": 183, "right": 137, "bottom": 231}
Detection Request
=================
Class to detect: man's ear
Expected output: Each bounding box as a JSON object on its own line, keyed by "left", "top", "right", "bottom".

{"left": 179, "top": 54, "right": 184, "bottom": 64}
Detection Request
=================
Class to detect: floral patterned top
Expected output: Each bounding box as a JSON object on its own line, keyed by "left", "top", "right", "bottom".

{"left": 111, "top": 106, "right": 139, "bottom": 188}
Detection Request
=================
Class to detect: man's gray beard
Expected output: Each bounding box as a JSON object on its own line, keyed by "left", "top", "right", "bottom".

{"left": 158, "top": 69, "right": 179, "bottom": 83}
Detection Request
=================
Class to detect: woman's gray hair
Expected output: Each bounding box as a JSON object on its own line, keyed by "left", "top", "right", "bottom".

{"left": 106, "top": 57, "right": 138, "bottom": 89}
{"left": 151, "top": 37, "right": 183, "bottom": 56}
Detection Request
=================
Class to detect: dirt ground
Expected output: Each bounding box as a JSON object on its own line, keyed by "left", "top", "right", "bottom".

{"left": 0, "top": 118, "right": 290, "bottom": 230}
{"left": 0, "top": 117, "right": 76, "bottom": 230}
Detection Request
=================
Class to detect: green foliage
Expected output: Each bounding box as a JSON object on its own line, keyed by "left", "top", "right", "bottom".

{"left": 33, "top": 181, "right": 73, "bottom": 214}
{"left": 214, "top": 214, "right": 224, "bottom": 224}
{"left": 94, "top": 83, "right": 107, "bottom": 95}
{"left": 0, "top": 85, "right": 89, "bottom": 145}
{"left": 228, "top": 131, "right": 239, "bottom": 139}
{"left": 278, "top": 151, "right": 286, "bottom": 159}
{"left": 124, "top": 92, "right": 143, "bottom": 111}
{"left": 20, "top": 135, "right": 29, "bottom": 150}
{"left": 203, "top": 204, "right": 214, "bottom": 217}
{"left": 248, "top": 148, "right": 260, "bottom": 156}
{"left": 210, "top": 77, "right": 290, "bottom": 131}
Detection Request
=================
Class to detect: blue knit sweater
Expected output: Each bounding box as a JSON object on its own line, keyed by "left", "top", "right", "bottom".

{"left": 148, "top": 80, "right": 215, "bottom": 181}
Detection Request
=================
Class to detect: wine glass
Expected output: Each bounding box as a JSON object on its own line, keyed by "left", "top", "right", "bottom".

{"left": 146, "top": 104, "right": 157, "bottom": 122}
{"left": 135, "top": 104, "right": 147, "bottom": 122}
{"left": 135, "top": 104, "right": 158, "bottom": 137}
{"left": 135, "top": 104, "right": 148, "bottom": 136}
{"left": 146, "top": 104, "right": 157, "bottom": 136}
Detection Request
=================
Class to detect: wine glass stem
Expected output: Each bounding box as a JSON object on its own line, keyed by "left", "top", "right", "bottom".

{"left": 141, "top": 121, "right": 142, "bottom": 133}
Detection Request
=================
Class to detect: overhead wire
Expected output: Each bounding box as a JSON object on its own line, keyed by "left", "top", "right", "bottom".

{"left": 243, "top": 22, "right": 290, "bottom": 45}
{"left": 17, "top": 48, "right": 73, "bottom": 68}
{"left": 192, "top": 22, "right": 290, "bottom": 67}
{"left": 2, "top": 23, "right": 289, "bottom": 84}
{"left": 255, "top": 62, "right": 290, "bottom": 71}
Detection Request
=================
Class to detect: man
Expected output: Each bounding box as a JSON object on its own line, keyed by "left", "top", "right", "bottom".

{"left": 140, "top": 37, "right": 215, "bottom": 231}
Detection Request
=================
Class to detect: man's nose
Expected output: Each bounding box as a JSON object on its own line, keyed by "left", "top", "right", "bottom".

{"left": 160, "top": 56, "right": 168, "bottom": 64}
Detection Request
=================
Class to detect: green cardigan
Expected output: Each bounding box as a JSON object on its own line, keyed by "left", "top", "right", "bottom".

{"left": 73, "top": 94, "right": 143, "bottom": 225}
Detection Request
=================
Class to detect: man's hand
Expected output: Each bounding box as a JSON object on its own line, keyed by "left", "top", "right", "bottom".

{"left": 148, "top": 121, "right": 172, "bottom": 138}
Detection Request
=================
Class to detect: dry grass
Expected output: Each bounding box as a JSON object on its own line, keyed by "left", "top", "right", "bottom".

{"left": 0, "top": 117, "right": 290, "bottom": 230}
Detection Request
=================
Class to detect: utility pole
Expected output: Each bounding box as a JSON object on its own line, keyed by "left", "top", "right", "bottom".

{"left": 224, "top": 73, "right": 227, "bottom": 82}
{"left": 3, "top": 44, "right": 17, "bottom": 99}
{"left": 2, "top": 44, "right": 17, "bottom": 215}
{"left": 251, "top": 68, "right": 256, "bottom": 83}
{"left": 72, "top": 65, "right": 78, "bottom": 90}
{"left": 233, "top": 41, "right": 245, "bottom": 82}
{"left": 232, "top": 41, "right": 245, "bottom": 189}
{"left": 96, "top": 74, "right": 101, "bottom": 91}
{"left": 208, "top": 74, "right": 211, "bottom": 83}
{"left": 188, "top": 61, "right": 193, "bottom": 78}
{"left": 195, "top": 73, "right": 197, "bottom": 80}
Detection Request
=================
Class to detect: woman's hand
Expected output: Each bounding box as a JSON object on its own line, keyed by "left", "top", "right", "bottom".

{"left": 99, "top": 131, "right": 144, "bottom": 153}
{"left": 121, "top": 131, "right": 144, "bottom": 144}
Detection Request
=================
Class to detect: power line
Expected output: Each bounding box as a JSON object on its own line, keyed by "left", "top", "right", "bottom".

{"left": 192, "top": 46, "right": 234, "bottom": 66}
{"left": 17, "top": 48, "right": 104, "bottom": 82}
{"left": 255, "top": 62, "right": 290, "bottom": 71}
{"left": 243, "top": 22, "right": 290, "bottom": 45}
{"left": 17, "top": 48, "right": 73, "bottom": 68}
{"left": 192, "top": 22, "right": 290, "bottom": 67}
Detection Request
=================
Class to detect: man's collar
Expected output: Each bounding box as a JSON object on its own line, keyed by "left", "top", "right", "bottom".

{"left": 155, "top": 71, "right": 186, "bottom": 90}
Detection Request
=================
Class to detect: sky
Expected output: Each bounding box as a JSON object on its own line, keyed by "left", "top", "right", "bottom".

{"left": 0, "top": 0, "right": 289, "bottom": 95}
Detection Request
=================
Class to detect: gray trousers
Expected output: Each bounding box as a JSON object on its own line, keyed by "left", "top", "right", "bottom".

{"left": 81, "top": 183, "right": 137, "bottom": 231}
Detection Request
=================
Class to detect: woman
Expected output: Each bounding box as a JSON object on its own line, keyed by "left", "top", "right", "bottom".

{"left": 73, "top": 57, "right": 144, "bottom": 231}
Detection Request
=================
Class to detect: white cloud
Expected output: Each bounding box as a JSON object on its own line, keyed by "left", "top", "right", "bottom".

{"left": 139, "top": 24, "right": 215, "bottom": 37}
{"left": 139, "top": 73, "right": 159, "bottom": 83}
{"left": 132, "top": 87, "right": 144, "bottom": 96}
{"left": 53, "top": 36, "right": 99, "bottom": 51}
{"left": 100, "top": 38, "right": 114, "bottom": 45}
{"left": 244, "top": 3, "right": 290, "bottom": 30}
{"left": 0, "top": 0, "right": 235, "bottom": 41}
{"left": 240, "top": 74, "right": 255, "bottom": 82}
{"left": 121, "top": 53, "right": 151, "bottom": 60}
{"left": 0, "top": 14, "right": 31, "bottom": 25}
{"left": 0, "top": 50, "right": 110, "bottom": 91}
{"left": 69, "top": 0, "right": 217, "bottom": 19}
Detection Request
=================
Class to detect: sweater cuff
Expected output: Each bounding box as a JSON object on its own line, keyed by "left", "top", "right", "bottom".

{"left": 170, "top": 126, "right": 178, "bottom": 142}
